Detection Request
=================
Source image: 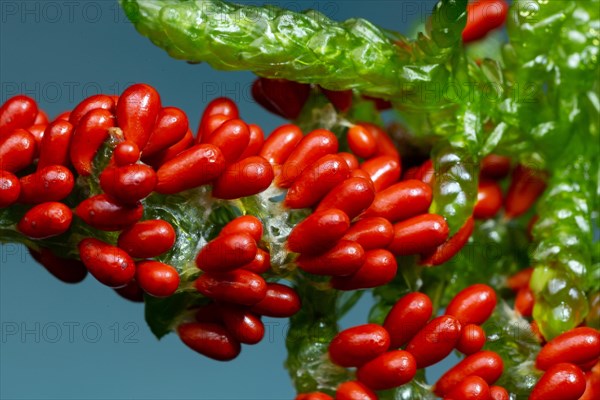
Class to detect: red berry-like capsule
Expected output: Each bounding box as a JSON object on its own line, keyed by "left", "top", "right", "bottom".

{"left": 75, "top": 194, "right": 143, "bottom": 231}
{"left": 26, "top": 124, "right": 46, "bottom": 149}
{"left": 211, "top": 156, "right": 274, "bottom": 199}
{"left": 259, "top": 124, "right": 303, "bottom": 165}
{"left": 251, "top": 78, "right": 310, "bottom": 120}
{"left": 329, "top": 324, "right": 390, "bottom": 367}
{"left": 19, "top": 165, "right": 74, "bottom": 204}
{"left": 143, "top": 129, "right": 194, "bottom": 168}
{"left": 177, "top": 322, "right": 241, "bottom": 361}
{"left": 34, "top": 111, "right": 49, "bottom": 125}
{"left": 219, "top": 215, "right": 263, "bottom": 242}
{"left": 506, "top": 267, "right": 533, "bottom": 291}
{"left": 579, "top": 366, "right": 600, "bottom": 400}
{"left": 504, "top": 164, "right": 547, "bottom": 219}
{"left": 53, "top": 111, "right": 71, "bottom": 122}
{"left": 197, "top": 97, "right": 239, "bottom": 142}
{"left": 417, "top": 159, "right": 435, "bottom": 186}
{"left": 357, "top": 123, "right": 400, "bottom": 161}
{"left": 434, "top": 351, "right": 504, "bottom": 397}
{"left": 196, "top": 114, "right": 231, "bottom": 144}
{"left": 142, "top": 107, "right": 188, "bottom": 157}
{"left": 0, "top": 95, "right": 38, "bottom": 136}
{"left": 100, "top": 164, "right": 157, "bottom": 205}
{"left": 330, "top": 249, "right": 397, "bottom": 291}
{"left": 443, "top": 376, "right": 490, "bottom": 400}
{"left": 296, "top": 240, "right": 365, "bottom": 276}
{"left": 456, "top": 324, "right": 486, "bottom": 355}
{"left": 489, "top": 385, "right": 510, "bottom": 400}
{"left": 113, "top": 141, "right": 141, "bottom": 166}
{"left": 462, "top": 0, "right": 509, "bottom": 43}
{"left": 240, "top": 249, "right": 270, "bottom": 274}
{"left": 204, "top": 119, "right": 250, "bottom": 164}
{"left": 78, "top": 238, "right": 136, "bottom": 288}
{"left": 239, "top": 124, "right": 265, "bottom": 159}
{"left": 515, "top": 286, "right": 534, "bottom": 317}
{"left": 474, "top": 180, "right": 503, "bottom": 220}
{"left": 117, "top": 219, "right": 176, "bottom": 258}
{"left": 445, "top": 284, "right": 497, "bottom": 326}
{"left": 356, "top": 350, "right": 417, "bottom": 391}
{"left": 536, "top": 327, "right": 600, "bottom": 371}
{"left": 114, "top": 279, "right": 145, "bottom": 303}
{"left": 316, "top": 177, "right": 375, "bottom": 220}
{"left": 383, "top": 292, "right": 433, "bottom": 349}
{"left": 116, "top": 83, "right": 161, "bottom": 149}
{"left": 321, "top": 88, "right": 353, "bottom": 112}
{"left": 295, "top": 393, "right": 333, "bottom": 400}
{"left": 338, "top": 152, "right": 359, "bottom": 171}
{"left": 287, "top": 209, "right": 350, "bottom": 254}
{"left": 250, "top": 283, "right": 301, "bottom": 318}
{"left": 37, "top": 120, "right": 73, "bottom": 169}
{"left": 362, "top": 180, "right": 432, "bottom": 223}
{"left": 0, "top": 128, "right": 37, "bottom": 173}
{"left": 360, "top": 155, "right": 401, "bottom": 192}
{"left": 405, "top": 315, "right": 462, "bottom": 368}
{"left": 335, "top": 381, "right": 377, "bottom": 400}
{"left": 69, "top": 108, "right": 115, "bottom": 176}
{"left": 17, "top": 202, "right": 72, "bottom": 239}
{"left": 68, "top": 94, "right": 115, "bottom": 126}
{"left": 136, "top": 261, "right": 180, "bottom": 298}
{"left": 196, "top": 232, "right": 257, "bottom": 272}
{"left": 0, "top": 170, "right": 20, "bottom": 208}
{"left": 219, "top": 305, "right": 265, "bottom": 345}
{"left": 480, "top": 154, "right": 511, "bottom": 180}
{"left": 195, "top": 269, "right": 267, "bottom": 306}
{"left": 348, "top": 125, "right": 377, "bottom": 159}
{"left": 387, "top": 214, "right": 449, "bottom": 256}
{"left": 28, "top": 247, "right": 87, "bottom": 284}
{"left": 420, "top": 216, "right": 475, "bottom": 266}
{"left": 342, "top": 217, "right": 393, "bottom": 250}
{"left": 529, "top": 363, "right": 586, "bottom": 400}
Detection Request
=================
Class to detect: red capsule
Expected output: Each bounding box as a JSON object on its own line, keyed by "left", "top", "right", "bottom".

{"left": 75, "top": 194, "right": 143, "bottom": 231}
{"left": 356, "top": 350, "right": 417, "bottom": 391}
{"left": 116, "top": 83, "right": 161, "bottom": 149}
{"left": 19, "top": 165, "right": 74, "bottom": 204}
{"left": 296, "top": 393, "right": 333, "bottom": 400}
{"left": 141, "top": 106, "right": 188, "bottom": 157}
{"left": 53, "top": 111, "right": 71, "bottom": 122}
{"left": 34, "top": 111, "right": 49, "bottom": 126}
{"left": 239, "top": 124, "right": 265, "bottom": 159}
{"left": 178, "top": 322, "right": 241, "bottom": 361}
{"left": 143, "top": 128, "right": 194, "bottom": 168}
{"left": 69, "top": 108, "right": 115, "bottom": 176}
{"left": 506, "top": 267, "right": 533, "bottom": 291}
{"left": 240, "top": 249, "right": 270, "bottom": 274}
{"left": 474, "top": 180, "right": 503, "bottom": 220}
{"left": 277, "top": 129, "right": 339, "bottom": 188}
{"left": 405, "top": 315, "right": 462, "bottom": 368}
{"left": 220, "top": 305, "right": 265, "bottom": 345}
{"left": 417, "top": 159, "right": 435, "bottom": 186}
{"left": 529, "top": 363, "right": 586, "bottom": 400}
{"left": 296, "top": 240, "right": 365, "bottom": 276}
{"left": 504, "top": 165, "right": 547, "bottom": 219}
{"left": 383, "top": 292, "right": 433, "bottom": 349}
{"left": 480, "top": 154, "right": 511, "bottom": 180}
{"left": 27, "top": 124, "right": 46, "bottom": 148}
{"left": 117, "top": 219, "right": 176, "bottom": 258}
{"left": 99, "top": 164, "right": 157, "bottom": 205}
{"left": 0, "top": 95, "right": 38, "bottom": 136}
{"left": 251, "top": 77, "right": 310, "bottom": 120}
{"left": 360, "top": 156, "right": 401, "bottom": 192}
{"left": 348, "top": 125, "right": 377, "bottom": 159}
{"left": 420, "top": 216, "right": 475, "bottom": 266}
{"left": 489, "top": 386, "right": 509, "bottom": 400}
{"left": 287, "top": 209, "right": 350, "bottom": 254}
{"left": 387, "top": 214, "right": 449, "bottom": 256}
{"left": 335, "top": 381, "right": 377, "bottom": 400}
{"left": 462, "top": 0, "right": 509, "bottom": 43}
{"left": 196, "top": 232, "right": 257, "bottom": 272}
{"left": 315, "top": 177, "right": 375, "bottom": 220}
{"left": 17, "top": 202, "right": 72, "bottom": 239}
{"left": 37, "top": 120, "right": 73, "bottom": 169}
{"left": 78, "top": 238, "right": 136, "bottom": 288}
{"left": 285, "top": 154, "right": 350, "bottom": 209}
{"left": 196, "top": 114, "right": 231, "bottom": 144}
{"left": 329, "top": 324, "right": 390, "bottom": 368}
{"left": 358, "top": 123, "right": 399, "bottom": 160}
{"left": 536, "top": 327, "right": 600, "bottom": 371}
{"left": 0, "top": 128, "right": 36, "bottom": 173}
{"left": 362, "top": 180, "right": 432, "bottom": 222}
{"left": 443, "top": 376, "right": 490, "bottom": 400}
{"left": 330, "top": 249, "right": 397, "bottom": 291}
{"left": 197, "top": 97, "right": 239, "bottom": 142}
{"left": 351, "top": 169, "right": 371, "bottom": 181}
{"left": 113, "top": 279, "right": 144, "bottom": 302}
{"left": 515, "top": 286, "right": 534, "bottom": 317}
{"left": 135, "top": 261, "right": 179, "bottom": 298}
{"left": 205, "top": 119, "right": 250, "bottom": 164}
{"left": 580, "top": 366, "right": 600, "bottom": 400}
{"left": 342, "top": 217, "right": 393, "bottom": 250}
{"left": 259, "top": 124, "right": 303, "bottom": 165}
{"left": 155, "top": 144, "right": 226, "bottom": 194}
{"left": 0, "top": 170, "right": 20, "bottom": 208}
{"left": 68, "top": 94, "right": 115, "bottom": 126}
{"left": 250, "top": 283, "right": 301, "bottom": 318}
{"left": 445, "top": 284, "right": 497, "bottom": 326}
{"left": 113, "top": 141, "right": 140, "bottom": 166}
{"left": 456, "top": 324, "right": 486, "bottom": 355}
{"left": 28, "top": 247, "right": 87, "bottom": 284}
{"left": 338, "top": 152, "right": 359, "bottom": 170}
{"left": 212, "top": 156, "right": 274, "bottom": 199}
{"left": 195, "top": 269, "right": 267, "bottom": 306}
{"left": 219, "top": 215, "right": 263, "bottom": 242}
{"left": 321, "top": 88, "right": 353, "bottom": 112}
{"left": 434, "top": 351, "right": 504, "bottom": 397}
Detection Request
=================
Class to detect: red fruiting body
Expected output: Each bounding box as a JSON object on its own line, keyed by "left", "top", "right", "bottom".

{"left": 357, "top": 123, "right": 400, "bottom": 160}
{"left": 0, "top": 170, "right": 20, "bottom": 208}
{"left": 360, "top": 155, "right": 401, "bottom": 192}
{"left": 335, "top": 381, "right": 377, "bottom": 400}
{"left": 462, "top": 0, "right": 509, "bottom": 42}
{"left": 69, "top": 108, "right": 115, "bottom": 176}
{"left": 362, "top": 180, "right": 432, "bottom": 222}
{"left": 405, "top": 315, "right": 462, "bottom": 368}
{"left": 529, "top": 363, "right": 586, "bottom": 400}
{"left": 445, "top": 284, "right": 497, "bottom": 326}
{"left": 330, "top": 249, "right": 397, "bottom": 290}
{"left": 579, "top": 366, "right": 600, "bottom": 400}
{"left": 219, "top": 305, "right": 265, "bottom": 345}
{"left": 136, "top": 261, "right": 180, "bottom": 297}
{"left": 241, "top": 249, "right": 270, "bottom": 274}
{"left": 251, "top": 78, "right": 310, "bottom": 120}
{"left": 315, "top": 177, "right": 375, "bottom": 220}
{"left": 197, "top": 97, "right": 239, "bottom": 142}
{"left": 296, "top": 240, "right": 365, "bottom": 276}
{"left": 177, "top": 322, "right": 241, "bottom": 361}
{"left": 489, "top": 385, "right": 510, "bottom": 400}
{"left": 75, "top": 194, "right": 143, "bottom": 231}
{"left": 53, "top": 111, "right": 71, "bottom": 122}
{"left": 34, "top": 111, "right": 49, "bottom": 125}
{"left": 0, "top": 128, "right": 37, "bottom": 173}
{"left": 68, "top": 94, "right": 115, "bottom": 126}
{"left": 114, "top": 280, "right": 145, "bottom": 303}
{"left": 0, "top": 95, "right": 38, "bottom": 136}
{"left": 383, "top": 292, "right": 433, "bottom": 349}
{"left": 29, "top": 247, "right": 87, "bottom": 284}
{"left": 506, "top": 267, "right": 533, "bottom": 291}
{"left": 356, "top": 350, "right": 417, "bottom": 391}
{"left": 536, "top": 327, "right": 600, "bottom": 370}
{"left": 420, "top": 216, "right": 474, "bottom": 266}
{"left": 99, "top": 164, "right": 157, "bottom": 205}
{"left": 515, "top": 286, "right": 534, "bottom": 317}
{"left": 142, "top": 107, "right": 188, "bottom": 157}
{"left": 342, "top": 217, "right": 393, "bottom": 250}
{"left": 113, "top": 141, "right": 140, "bottom": 166}
{"left": 443, "top": 376, "right": 490, "bottom": 400}
{"left": 295, "top": 393, "right": 334, "bottom": 400}
{"left": 456, "top": 324, "right": 487, "bottom": 355}
{"left": 434, "top": 351, "right": 504, "bottom": 397}
{"left": 259, "top": 124, "right": 303, "bottom": 165}
{"left": 348, "top": 125, "right": 377, "bottom": 159}
{"left": 144, "top": 129, "right": 194, "bottom": 168}
{"left": 329, "top": 324, "right": 390, "bottom": 367}
{"left": 219, "top": 216, "right": 263, "bottom": 242}
{"left": 116, "top": 83, "right": 161, "bottom": 149}
{"left": 338, "top": 152, "right": 359, "bottom": 170}
{"left": 27, "top": 124, "right": 46, "bottom": 148}
{"left": 239, "top": 124, "right": 265, "bottom": 159}
{"left": 17, "top": 202, "right": 72, "bottom": 239}
{"left": 211, "top": 156, "right": 274, "bottom": 199}
{"left": 321, "top": 88, "right": 353, "bottom": 112}
{"left": 195, "top": 232, "right": 257, "bottom": 272}
{"left": 287, "top": 208, "right": 350, "bottom": 254}
{"left": 195, "top": 269, "right": 267, "bottom": 306}
{"left": 18, "top": 165, "right": 74, "bottom": 204}
{"left": 117, "top": 219, "right": 176, "bottom": 258}
{"left": 250, "top": 283, "right": 301, "bottom": 318}
{"left": 197, "top": 114, "right": 231, "bottom": 144}
{"left": 78, "top": 238, "right": 136, "bottom": 288}
{"left": 37, "top": 120, "right": 73, "bottom": 169}
{"left": 480, "top": 154, "right": 511, "bottom": 180}
{"left": 474, "top": 180, "right": 503, "bottom": 220}
{"left": 504, "top": 164, "right": 547, "bottom": 219}
{"left": 387, "top": 214, "right": 449, "bottom": 256}
{"left": 205, "top": 119, "right": 250, "bottom": 163}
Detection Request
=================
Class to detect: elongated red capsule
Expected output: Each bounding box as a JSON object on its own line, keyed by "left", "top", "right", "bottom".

{"left": 197, "top": 114, "right": 232, "bottom": 144}
{"left": 78, "top": 238, "right": 136, "bottom": 288}
{"left": 0, "top": 170, "right": 20, "bottom": 208}
{"left": 143, "top": 128, "right": 194, "bottom": 168}
{"left": 456, "top": 324, "right": 486, "bottom": 355}
{"left": 462, "top": 0, "right": 509, "bottom": 43}
{"left": 116, "top": 83, "right": 161, "bottom": 149}
{"left": 579, "top": 366, "right": 600, "bottom": 400}
{"left": 443, "top": 376, "right": 490, "bottom": 400}
{"left": 358, "top": 122, "right": 400, "bottom": 160}
{"left": 356, "top": 350, "right": 417, "bottom": 391}
{"left": 113, "top": 279, "right": 144, "bottom": 303}
{"left": 239, "top": 124, "right": 265, "bottom": 159}
{"left": 240, "top": 249, "right": 270, "bottom": 274}
{"left": 205, "top": 119, "right": 250, "bottom": 163}
{"left": 287, "top": 209, "right": 350, "bottom": 254}
{"left": 504, "top": 164, "right": 547, "bottom": 219}
{"left": 489, "top": 386, "right": 509, "bottom": 400}
{"left": 445, "top": 284, "right": 497, "bottom": 326}
{"left": 53, "top": 111, "right": 71, "bottom": 122}
{"left": 480, "top": 154, "right": 511, "bottom": 180}
{"left": 360, "top": 155, "right": 401, "bottom": 192}
{"left": 330, "top": 249, "right": 397, "bottom": 290}
{"left": 34, "top": 111, "right": 49, "bottom": 125}
{"left": 212, "top": 156, "right": 274, "bottom": 199}
{"left": 155, "top": 144, "right": 225, "bottom": 194}
{"left": 259, "top": 124, "right": 303, "bottom": 165}
{"left": 99, "top": 164, "right": 157, "bottom": 205}
{"left": 529, "top": 363, "right": 586, "bottom": 400}
{"left": 197, "top": 97, "right": 239, "bottom": 142}
{"left": 28, "top": 247, "right": 87, "bottom": 284}
{"left": 27, "top": 124, "right": 46, "bottom": 149}
{"left": 69, "top": 108, "right": 115, "bottom": 176}
{"left": 417, "top": 159, "right": 435, "bottom": 186}
{"left": 250, "top": 283, "right": 301, "bottom": 318}
{"left": 17, "top": 202, "right": 72, "bottom": 239}
{"left": 285, "top": 154, "right": 350, "bottom": 209}
{"left": 434, "top": 351, "right": 504, "bottom": 397}
{"left": 335, "top": 381, "right": 377, "bottom": 400}
{"left": 321, "top": 88, "right": 353, "bottom": 112}
{"left": 348, "top": 125, "right": 377, "bottom": 159}
{"left": 387, "top": 214, "right": 449, "bottom": 256}
{"left": 405, "top": 315, "right": 462, "bottom": 368}
{"left": 536, "top": 327, "right": 600, "bottom": 371}
{"left": 0, "top": 128, "right": 37, "bottom": 173}
{"left": 362, "top": 180, "right": 432, "bottom": 222}
{"left": 342, "top": 217, "right": 393, "bottom": 250}
{"left": 19, "top": 165, "right": 74, "bottom": 204}
{"left": 219, "top": 215, "right": 263, "bottom": 242}
{"left": 117, "top": 219, "right": 176, "bottom": 258}
{"left": 195, "top": 269, "right": 267, "bottom": 306}
{"left": 195, "top": 232, "right": 257, "bottom": 272}
{"left": 315, "top": 177, "right": 375, "bottom": 220}
{"left": 329, "top": 324, "right": 390, "bottom": 367}
{"left": 420, "top": 216, "right": 474, "bottom": 266}
{"left": 136, "top": 260, "right": 180, "bottom": 298}
{"left": 251, "top": 77, "right": 310, "bottom": 119}
{"left": 37, "top": 120, "right": 73, "bottom": 169}
{"left": 219, "top": 305, "right": 265, "bottom": 345}
{"left": 113, "top": 141, "right": 140, "bottom": 166}
{"left": 338, "top": 152, "right": 359, "bottom": 170}
{"left": 0, "top": 95, "right": 38, "bottom": 136}
{"left": 296, "top": 240, "right": 365, "bottom": 276}
{"left": 506, "top": 267, "right": 533, "bottom": 291}
{"left": 383, "top": 292, "right": 433, "bottom": 349}
{"left": 515, "top": 286, "right": 534, "bottom": 317}
{"left": 69, "top": 94, "right": 115, "bottom": 126}
{"left": 474, "top": 180, "right": 503, "bottom": 220}
{"left": 295, "top": 392, "right": 333, "bottom": 400}
{"left": 178, "top": 322, "right": 241, "bottom": 361}
{"left": 142, "top": 106, "right": 188, "bottom": 157}
{"left": 75, "top": 194, "right": 143, "bottom": 231}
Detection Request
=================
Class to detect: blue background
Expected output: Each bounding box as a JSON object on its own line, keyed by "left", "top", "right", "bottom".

{"left": 0, "top": 1, "right": 452, "bottom": 399}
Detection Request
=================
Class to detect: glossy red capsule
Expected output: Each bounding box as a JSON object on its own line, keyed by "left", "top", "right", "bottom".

{"left": 143, "top": 129, "right": 194, "bottom": 168}
{"left": 259, "top": 124, "right": 303, "bottom": 165}
{"left": 113, "top": 279, "right": 144, "bottom": 303}
{"left": 420, "top": 216, "right": 475, "bottom": 266}
{"left": 579, "top": 366, "right": 600, "bottom": 400}
{"left": 239, "top": 124, "right": 265, "bottom": 159}
{"left": 33, "top": 111, "right": 49, "bottom": 126}
{"left": 443, "top": 376, "right": 490, "bottom": 400}
{"left": 78, "top": 238, "right": 136, "bottom": 288}
{"left": 504, "top": 165, "right": 547, "bottom": 219}
{"left": 474, "top": 180, "right": 503, "bottom": 220}
{"left": 177, "top": 322, "right": 241, "bottom": 361}
{"left": 489, "top": 385, "right": 509, "bottom": 400}
{"left": 315, "top": 177, "right": 375, "bottom": 220}
{"left": 99, "top": 164, "right": 157, "bottom": 205}
{"left": 205, "top": 119, "right": 250, "bottom": 164}
{"left": 506, "top": 267, "right": 533, "bottom": 291}
{"left": 195, "top": 269, "right": 267, "bottom": 306}
{"left": 219, "top": 215, "right": 263, "bottom": 242}
{"left": 329, "top": 324, "right": 390, "bottom": 368}
{"left": 0, "top": 95, "right": 38, "bottom": 136}
{"left": 0, "top": 128, "right": 36, "bottom": 173}
{"left": 196, "top": 232, "right": 257, "bottom": 272}
{"left": 456, "top": 324, "right": 486, "bottom": 355}
{"left": 387, "top": 214, "right": 449, "bottom": 256}
{"left": 197, "top": 97, "right": 239, "bottom": 142}
{"left": 117, "top": 219, "right": 176, "bottom": 258}
{"left": 405, "top": 315, "right": 462, "bottom": 368}
{"left": 342, "top": 217, "right": 393, "bottom": 250}
{"left": 360, "top": 155, "right": 401, "bottom": 192}
{"left": 515, "top": 286, "right": 534, "bottom": 317}
{"left": 28, "top": 247, "right": 88, "bottom": 284}
{"left": 136, "top": 260, "right": 179, "bottom": 298}
{"left": 141, "top": 106, "right": 188, "bottom": 157}
{"left": 287, "top": 209, "right": 350, "bottom": 254}
{"left": 330, "top": 249, "right": 397, "bottom": 291}
{"left": 277, "top": 129, "right": 338, "bottom": 188}
{"left": 69, "top": 108, "right": 115, "bottom": 176}
{"left": 445, "top": 284, "right": 497, "bottom": 326}
{"left": 348, "top": 125, "right": 377, "bottom": 159}
{"left": 296, "top": 240, "right": 365, "bottom": 276}
{"left": 17, "top": 202, "right": 72, "bottom": 239}
{"left": 356, "top": 350, "right": 417, "bottom": 391}
{"left": 212, "top": 156, "right": 274, "bottom": 199}
{"left": 27, "top": 124, "right": 46, "bottom": 148}
{"left": 18, "top": 165, "right": 74, "bottom": 204}
{"left": 383, "top": 292, "right": 433, "bottom": 349}
{"left": 434, "top": 351, "right": 504, "bottom": 397}
{"left": 358, "top": 122, "right": 399, "bottom": 160}
{"left": 53, "top": 111, "right": 71, "bottom": 122}
{"left": 68, "top": 94, "right": 115, "bottom": 126}
{"left": 37, "top": 120, "right": 73, "bottom": 169}
{"left": 417, "top": 159, "right": 435, "bottom": 186}
{"left": 240, "top": 249, "right": 270, "bottom": 274}
{"left": 251, "top": 77, "right": 310, "bottom": 120}
{"left": 480, "top": 154, "right": 511, "bottom": 180}
{"left": 116, "top": 83, "right": 161, "bottom": 149}
{"left": 0, "top": 170, "right": 20, "bottom": 208}
{"left": 75, "top": 194, "right": 143, "bottom": 231}
{"left": 113, "top": 141, "right": 140, "bottom": 166}
{"left": 321, "top": 88, "right": 353, "bottom": 112}
{"left": 462, "top": 0, "right": 509, "bottom": 43}
{"left": 250, "top": 283, "right": 301, "bottom": 318}
{"left": 155, "top": 144, "right": 226, "bottom": 194}
{"left": 536, "top": 327, "right": 600, "bottom": 371}
{"left": 362, "top": 180, "right": 432, "bottom": 222}
{"left": 295, "top": 393, "right": 333, "bottom": 400}
{"left": 338, "top": 152, "right": 359, "bottom": 170}
{"left": 219, "top": 305, "right": 265, "bottom": 345}
{"left": 335, "top": 381, "right": 377, "bottom": 400}
{"left": 529, "top": 363, "right": 586, "bottom": 400}
{"left": 196, "top": 114, "right": 231, "bottom": 144}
